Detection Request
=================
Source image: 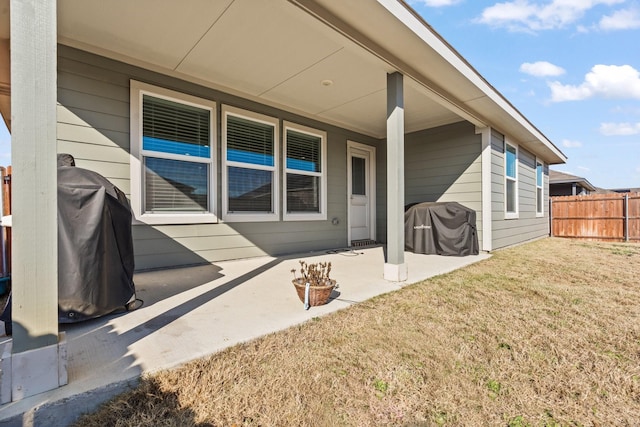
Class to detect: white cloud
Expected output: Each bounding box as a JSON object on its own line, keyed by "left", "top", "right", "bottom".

{"left": 599, "top": 122, "right": 640, "bottom": 135}
{"left": 611, "top": 105, "right": 640, "bottom": 115}
{"left": 562, "top": 139, "right": 583, "bottom": 148}
{"left": 520, "top": 61, "right": 566, "bottom": 77}
{"left": 409, "top": 0, "right": 461, "bottom": 6}
{"left": 477, "top": 0, "right": 625, "bottom": 32}
{"left": 549, "top": 64, "right": 640, "bottom": 102}
{"left": 577, "top": 166, "right": 591, "bottom": 172}
{"left": 600, "top": 7, "right": 640, "bottom": 30}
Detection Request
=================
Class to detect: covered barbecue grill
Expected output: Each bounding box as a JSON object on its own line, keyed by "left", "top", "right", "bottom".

{"left": 405, "top": 202, "right": 479, "bottom": 256}
{"left": 57, "top": 154, "right": 137, "bottom": 322}
{"left": 1, "top": 154, "right": 136, "bottom": 332}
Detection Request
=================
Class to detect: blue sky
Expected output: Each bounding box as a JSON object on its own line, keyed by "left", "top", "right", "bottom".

{"left": 1, "top": 0, "right": 639, "bottom": 189}
{"left": 409, "top": 0, "right": 640, "bottom": 189}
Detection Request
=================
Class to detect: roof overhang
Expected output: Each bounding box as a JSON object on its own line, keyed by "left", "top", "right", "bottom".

{"left": 0, "top": 0, "right": 566, "bottom": 164}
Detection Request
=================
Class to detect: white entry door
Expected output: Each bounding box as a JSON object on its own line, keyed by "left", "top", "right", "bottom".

{"left": 348, "top": 142, "right": 376, "bottom": 243}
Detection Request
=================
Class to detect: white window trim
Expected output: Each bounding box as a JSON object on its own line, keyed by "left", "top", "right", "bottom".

{"left": 130, "top": 80, "right": 217, "bottom": 225}
{"left": 504, "top": 140, "right": 519, "bottom": 219}
{"left": 283, "top": 121, "right": 327, "bottom": 221}
{"left": 221, "top": 105, "right": 279, "bottom": 222}
{"left": 536, "top": 158, "right": 544, "bottom": 217}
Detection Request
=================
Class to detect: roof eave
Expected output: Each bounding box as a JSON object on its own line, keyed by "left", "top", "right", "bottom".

{"left": 300, "top": 0, "right": 567, "bottom": 164}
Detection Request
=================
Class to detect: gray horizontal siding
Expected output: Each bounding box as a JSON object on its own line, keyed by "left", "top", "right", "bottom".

{"left": 403, "top": 122, "right": 483, "bottom": 247}
{"left": 491, "top": 129, "right": 549, "bottom": 249}
{"left": 57, "top": 45, "right": 377, "bottom": 270}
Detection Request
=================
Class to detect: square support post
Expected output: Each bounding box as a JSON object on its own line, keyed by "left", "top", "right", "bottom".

{"left": 476, "top": 126, "right": 493, "bottom": 252}
{"left": 6, "top": 0, "right": 66, "bottom": 401}
{"left": 384, "top": 72, "right": 407, "bottom": 281}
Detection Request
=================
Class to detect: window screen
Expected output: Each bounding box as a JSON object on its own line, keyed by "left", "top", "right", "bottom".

{"left": 506, "top": 144, "right": 517, "bottom": 179}
{"left": 536, "top": 161, "right": 543, "bottom": 214}
{"left": 506, "top": 179, "right": 516, "bottom": 213}
{"left": 224, "top": 111, "right": 277, "bottom": 216}
{"left": 227, "top": 167, "right": 273, "bottom": 212}
{"left": 505, "top": 143, "right": 517, "bottom": 214}
{"left": 145, "top": 157, "right": 208, "bottom": 212}
{"left": 285, "top": 128, "right": 323, "bottom": 214}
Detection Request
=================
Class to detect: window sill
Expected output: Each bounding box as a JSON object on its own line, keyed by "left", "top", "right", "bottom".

{"left": 222, "top": 213, "right": 279, "bottom": 223}
{"left": 133, "top": 213, "right": 218, "bottom": 225}
{"left": 283, "top": 212, "right": 327, "bottom": 222}
{"left": 504, "top": 212, "right": 519, "bottom": 220}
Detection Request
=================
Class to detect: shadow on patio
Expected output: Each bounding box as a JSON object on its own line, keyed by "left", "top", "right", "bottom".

{"left": 0, "top": 246, "right": 489, "bottom": 426}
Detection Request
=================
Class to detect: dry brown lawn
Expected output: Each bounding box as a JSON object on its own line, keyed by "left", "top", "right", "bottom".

{"left": 74, "top": 238, "right": 640, "bottom": 426}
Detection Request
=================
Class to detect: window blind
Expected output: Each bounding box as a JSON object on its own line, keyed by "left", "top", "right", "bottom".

{"left": 286, "top": 129, "right": 320, "bottom": 172}
{"left": 144, "top": 157, "right": 208, "bottom": 212}
{"left": 143, "top": 95, "right": 210, "bottom": 158}
{"left": 227, "top": 167, "right": 273, "bottom": 212}
{"left": 286, "top": 174, "right": 319, "bottom": 212}
{"left": 226, "top": 115, "right": 274, "bottom": 166}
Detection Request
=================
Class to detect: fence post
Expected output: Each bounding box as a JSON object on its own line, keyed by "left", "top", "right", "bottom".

{"left": 549, "top": 198, "right": 553, "bottom": 237}
{"left": 624, "top": 194, "right": 629, "bottom": 242}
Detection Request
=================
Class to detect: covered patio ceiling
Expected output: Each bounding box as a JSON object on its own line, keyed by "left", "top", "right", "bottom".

{"left": 0, "top": 0, "right": 566, "bottom": 164}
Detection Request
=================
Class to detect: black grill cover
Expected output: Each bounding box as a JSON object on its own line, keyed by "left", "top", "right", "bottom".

{"left": 405, "top": 202, "right": 479, "bottom": 256}
{"left": 57, "top": 161, "right": 136, "bottom": 323}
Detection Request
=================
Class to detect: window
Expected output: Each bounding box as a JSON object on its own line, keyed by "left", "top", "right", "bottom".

{"left": 505, "top": 141, "right": 518, "bottom": 218}
{"left": 283, "top": 122, "right": 327, "bottom": 221}
{"left": 536, "top": 160, "right": 544, "bottom": 216}
{"left": 130, "top": 81, "right": 216, "bottom": 224}
{"left": 222, "top": 106, "right": 279, "bottom": 222}
{"left": 351, "top": 156, "right": 366, "bottom": 196}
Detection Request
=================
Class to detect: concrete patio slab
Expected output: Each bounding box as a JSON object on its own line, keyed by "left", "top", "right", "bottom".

{"left": 0, "top": 246, "right": 489, "bottom": 426}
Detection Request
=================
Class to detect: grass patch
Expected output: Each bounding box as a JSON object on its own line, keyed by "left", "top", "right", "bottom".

{"left": 74, "top": 238, "right": 640, "bottom": 426}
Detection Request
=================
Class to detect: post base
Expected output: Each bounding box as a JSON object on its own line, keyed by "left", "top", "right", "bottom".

{"left": 0, "top": 332, "right": 67, "bottom": 404}
{"left": 384, "top": 262, "right": 408, "bottom": 282}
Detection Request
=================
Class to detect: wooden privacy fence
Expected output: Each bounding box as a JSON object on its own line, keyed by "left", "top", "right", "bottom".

{"left": 550, "top": 193, "right": 640, "bottom": 242}
{"left": 0, "top": 166, "right": 10, "bottom": 286}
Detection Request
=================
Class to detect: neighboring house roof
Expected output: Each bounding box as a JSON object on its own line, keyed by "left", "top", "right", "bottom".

{"left": 0, "top": 0, "right": 567, "bottom": 165}
{"left": 594, "top": 187, "right": 640, "bottom": 194}
{"left": 612, "top": 188, "right": 640, "bottom": 193}
{"left": 549, "top": 170, "right": 597, "bottom": 192}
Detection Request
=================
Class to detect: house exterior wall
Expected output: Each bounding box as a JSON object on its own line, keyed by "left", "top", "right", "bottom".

{"left": 490, "top": 129, "right": 550, "bottom": 249}
{"left": 57, "top": 46, "right": 379, "bottom": 270}
{"left": 376, "top": 121, "right": 483, "bottom": 248}
{"left": 56, "top": 45, "right": 553, "bottom": 269}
